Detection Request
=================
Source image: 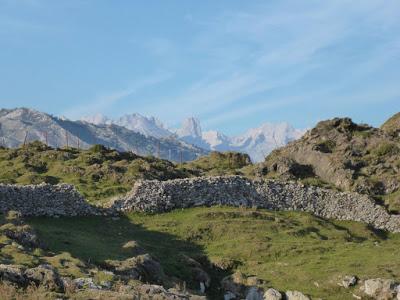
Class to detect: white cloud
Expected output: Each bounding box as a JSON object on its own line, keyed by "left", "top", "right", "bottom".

{"left": 63, "top": 71, "right": 173, "bottom": 119}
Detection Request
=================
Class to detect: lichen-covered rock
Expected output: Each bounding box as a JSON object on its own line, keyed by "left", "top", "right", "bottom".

{"left": 341, "top": 275, "right": 358, "bottom": 288}
{"left": 263, "top": 288, "right": 282, "bottom": 300}
{"left": 0, "top": 263, "right": 63, "bottom": 291}
{"left": 363, "top": 278, "right": 399, "bottom": 299}
{"left": 105, "top": 254, "right": 165, "bottom": 284}
{"left": 24, "top": 264, "right": 63, "bottom": 291}
{"left": 73, "top": 277, "right": 102, "bottom": 290}
{"left": 0, "top": 264, "right": 26, "bottom": 285}
{"left": 285, "top": 290, "right": 310, "bottom": 300}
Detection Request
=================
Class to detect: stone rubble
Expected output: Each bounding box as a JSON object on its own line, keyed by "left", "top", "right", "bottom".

{"left": 0, "top": 183, "right": 100, "bottom": 217}
{"left": 0, "top": 176, "right": 399, "bottom": 232}
{"left": 113, "top": 176, "right": 400, "bottom": 233}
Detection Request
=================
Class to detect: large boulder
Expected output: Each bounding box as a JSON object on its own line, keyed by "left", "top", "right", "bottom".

{"left": 341, "top": 275, "right": 358, "bottom": 288}
{"left": 285, "top": 290, "right": 310, "bottom": 300}
{"left": 105, "top": 254, "right": 165, "bottom": 284}
{"left": 0, "top": 263, "right": 63, "bottom": 291}
{"left": 24, "top": 264, "right": 63, "bottom": 291}
{"left": 263, "top": 288, "right": 283, "bottom": 300}
{"left": 179, "top": 254, "right": 211, "bottom": 293}
{"left": 0, "top": 264, "right": 26, "bottom": 285}
{"left": 363, "top": 278, "right": 399, "bottom": 299}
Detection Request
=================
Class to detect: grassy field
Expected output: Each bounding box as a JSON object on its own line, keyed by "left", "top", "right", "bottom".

{"left": 26, "top": 207, "right": 400, "bottom": 299}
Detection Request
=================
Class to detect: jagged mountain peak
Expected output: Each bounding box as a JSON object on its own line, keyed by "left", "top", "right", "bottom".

{"left": 176, "top": 117, "right": 202, "bottom": 138}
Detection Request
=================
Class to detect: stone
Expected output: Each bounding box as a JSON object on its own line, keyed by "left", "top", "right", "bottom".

{"left": 24, "top": 264, "right": 63, "bottom": 291}
{"left": 0, "top": 264, "right": 26, "bottom": 285}
{"left": 342, "top": 275, "right": 358, "bottom": 288}
{"left": 180, "top": 254, "right": 211, "bottom": 291}
{"left": 0, "top": 183, "right": 100, "bottom": 217}
{"left": 73, "top": 277, "right": 102, "bottom": 290}
{"left": 246, "top": 286, "right": 264, "bottom": 300}
{"left": 363, "top": 278, "right": 399, "bottom": 299}
{"left": 112, "top": 176, "right": 400, "bottom": 233}
{"left": 285, "top": 290, "right": 310, "bottom": 300}
{"left": 263, "top": 288, "right": 283, "bottom": 300}
{"left": 106, "top": 254, "right": 165, "bottom": 284}
{"left": 224, "top": 291, "right": 236, "bottom": 300}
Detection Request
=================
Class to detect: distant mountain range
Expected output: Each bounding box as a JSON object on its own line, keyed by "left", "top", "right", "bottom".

{"left": 0, "top": 108, "right": 207, "bottom": 162}
{"left": 82, "top": 113, "right": 306, "bottom": 162}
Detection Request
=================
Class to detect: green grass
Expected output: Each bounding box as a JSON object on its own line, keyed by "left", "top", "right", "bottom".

{"left": 26, "top": 207, "right": 400, "bottom": 300}
{"left": 0, "top": 142, "right": 191, "bottom": 203}
{"left": 0, "top": 143, "right": 256, "bottom": 204}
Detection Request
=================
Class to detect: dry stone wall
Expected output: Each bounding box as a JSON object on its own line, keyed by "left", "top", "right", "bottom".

{"left": 0, "top": 183, "right": 99, "bottom": 216}
{"left": 0, "top": 177, "right": 399, "bottom": 233}
{"left": 113, "top": 176, "right": 400, "bottom": 233}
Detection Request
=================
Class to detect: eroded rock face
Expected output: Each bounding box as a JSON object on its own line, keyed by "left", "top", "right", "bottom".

{"left": 113, "top": 176, "right": 400, "bottom": 233}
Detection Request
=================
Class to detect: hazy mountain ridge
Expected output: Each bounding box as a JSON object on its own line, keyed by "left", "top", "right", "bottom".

{"left": 82, "top": 113, "right": 305, "bottom": 162}
{"left": 0, "top": 108, "right": 207, "bottom": 161}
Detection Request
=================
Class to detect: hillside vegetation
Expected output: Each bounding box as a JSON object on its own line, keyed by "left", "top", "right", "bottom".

{"left": 262, "top": 115, "right": 400, "bottom": 212}
{"left": 0, "top": 142, "right": 252, "bottom": 203}
{"left": 0, "top": 207, "right": 396, "bottom": 299}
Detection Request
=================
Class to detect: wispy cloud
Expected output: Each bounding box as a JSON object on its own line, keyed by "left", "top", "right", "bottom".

{"left": 63, "top": 71, "right": 173, "bottom": 119}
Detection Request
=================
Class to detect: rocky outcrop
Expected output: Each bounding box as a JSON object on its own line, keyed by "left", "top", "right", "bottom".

{"left": 113, "top": 176, "right": 400, "bottom": 233}
{"left": 362, "top": 278, "right": 400, "bottom": 299}
{"left": 0, "top": 264, "right": 63, "bottom": 291}
{"left": 263, "top": 117, "right": 400, "bottom": 211}
{"left": 0, "top": 183, "right": 99, "bottom": 216}
{"left": 105, "top": 254, "right": 166, "bottom": 284}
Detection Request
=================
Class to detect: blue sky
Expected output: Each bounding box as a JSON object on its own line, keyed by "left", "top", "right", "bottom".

{"left": 0, "top": 0, "right": 399, "bottom": 135}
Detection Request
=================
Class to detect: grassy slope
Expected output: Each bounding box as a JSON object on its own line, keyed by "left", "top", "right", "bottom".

{"left": 0, "top": 142, "right": 191, "bottom": 203}
{"left": 0, "top": 143, "right": 253, "bottom": 204}
{"left": 27, "top": 207, "right": 400, "bottom": 300}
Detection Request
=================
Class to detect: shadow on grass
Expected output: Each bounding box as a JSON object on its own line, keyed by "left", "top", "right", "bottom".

{"left": 27, "top": 214, "right": 230, "bottom": 297}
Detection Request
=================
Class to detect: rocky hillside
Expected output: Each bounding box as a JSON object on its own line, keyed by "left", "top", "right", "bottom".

{"left": 0, "top": 142, "right": 252, "bottom": 203}
{"left": 381, "top": 112, "right": 400, "bottom": 136}
{"left": 0, "top": 108, "right": 207, "bottom": 162}
{"left": 1, "top": 207, "right": 400, "bottom": 299}
{"left": 262, "top": 115, "right": 400, "bottom": 212}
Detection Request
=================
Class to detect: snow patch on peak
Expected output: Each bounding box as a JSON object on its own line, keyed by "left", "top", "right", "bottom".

{"left": 176, "top": 117, "right": 202, "bottom": 138}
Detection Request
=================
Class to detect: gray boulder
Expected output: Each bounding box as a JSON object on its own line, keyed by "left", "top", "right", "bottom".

{"left": 24, "top": 264, "right": 63, "bottom": 291}
{"left": 285, "top": 290, "right": 310, "bottom": 300}
{"left": 342, "top": 275, "right": 358, "bottom": 288}
{"left": 363, "top": 278, "right": 399, "bottom": 299}
{"left": 263, "top": 288, "right": 283, "bottom": 300}
{"left": 0, "top": 264, "right": 26, "bottom": 285}
{"left": 106, "top": 254, "right": 165, "bottom": 284}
